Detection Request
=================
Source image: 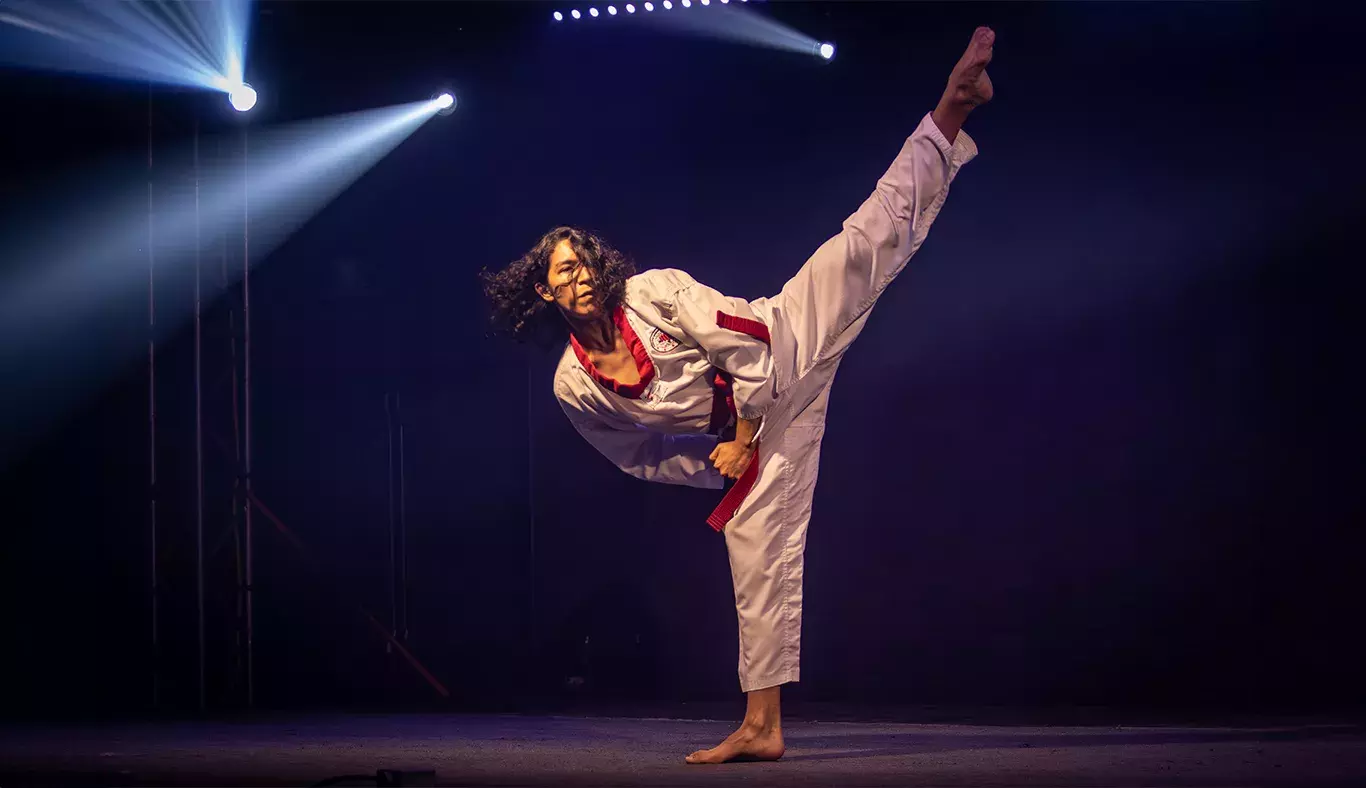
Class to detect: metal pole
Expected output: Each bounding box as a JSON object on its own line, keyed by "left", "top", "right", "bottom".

{"left": 195, "top": 116, "right": 206, "bottom": 713}
{"left": 218, "top": 133, "right": 247, "bottom": 707}
{"left": 147, "top": 83, "right": 160, "bottom": 711}
{"left": 243, "top": 124, "right": 254, "bottom": 709}
{"left": 220, "top": 133, "right": 245, "bottom": 707}
{"left": 527, "top": 358, "right": 536, "bottom": 658}
{"left": 398, "top": 392, "right": 408, "bottom": 642}
{"left": 386, "top": 393, "right": 396, "bottom": 650}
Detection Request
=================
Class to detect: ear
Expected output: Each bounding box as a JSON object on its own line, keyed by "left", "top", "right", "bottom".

{"left": 535, "top": 282, "right": 554, "bottom": 302}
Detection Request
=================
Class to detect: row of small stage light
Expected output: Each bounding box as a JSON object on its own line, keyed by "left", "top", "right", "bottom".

{"left": 552, "top": 0, "right": 836, "bottom": 61}
{"left": 555, "top": 0, "right": 745, "bottom": 21}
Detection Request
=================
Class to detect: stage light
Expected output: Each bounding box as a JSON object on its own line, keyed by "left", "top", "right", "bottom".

{"left": 434, "top": 92, "right": 456, "bottom": 115}
{"left": 229, "top": 82, "right": 257, "bottom": 112}
{"left": 571, "top": 9, "right": 581, "bottom": 18}
{"left": 554, "top": 11, "right": 564, "bottom": 21}
{"left": 0, "top": 93, "right": 449, "bottom": 465}
{"left": 541, "top": 0, "right": 823, "bottom": 60}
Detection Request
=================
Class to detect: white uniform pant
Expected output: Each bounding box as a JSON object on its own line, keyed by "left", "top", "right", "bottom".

{"left": 721, "top": 116, "right": 969, "bottom": 692}
{"left": 721, "top": 259, "right": 879, "bottom": 693}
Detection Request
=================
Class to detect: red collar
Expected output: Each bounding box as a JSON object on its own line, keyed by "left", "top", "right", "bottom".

{"left": 569, "top": 306, "right": 656, "bottom": 400}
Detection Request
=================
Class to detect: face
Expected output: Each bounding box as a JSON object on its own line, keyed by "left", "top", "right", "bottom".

{"left": 539, "top": 238, "right": 602, "bottom": 320}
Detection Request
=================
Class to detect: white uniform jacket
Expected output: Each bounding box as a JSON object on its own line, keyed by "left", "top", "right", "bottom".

{"left": 553, "top": 112, "right": 977, "bottom": 530}
{"left": 552, "top": 267, "right": 771, "bottom": 494}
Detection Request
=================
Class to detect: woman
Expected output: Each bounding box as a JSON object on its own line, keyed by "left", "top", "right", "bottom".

{"left": 482, "top": 27, "right": 995, "bottom": 764}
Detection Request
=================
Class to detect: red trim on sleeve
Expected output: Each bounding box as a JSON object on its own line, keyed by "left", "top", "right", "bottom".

{"left": 706, "top": 441, "right": 760, "bottom": 532}
{"left": 716, "top": 311, "right": 771, "bottom": 345}
{"left": 569, "top": 307, "right": 656, "bottom": 400}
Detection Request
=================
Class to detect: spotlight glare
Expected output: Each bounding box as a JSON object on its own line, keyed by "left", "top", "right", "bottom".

{"left": 608, "top": 5, "right": 617, "bottom": 13}
{"left": 663, "top": 0, "right": 671, "bottom": 8}
{"left": 644, "top": 1, "right": 653, "bottom": 8}
{"left": 681, "top": 0, "right": 691, "bottom": 7}
{"left": 701, "top": 0, "right": 710, "bottom": 5}
{"left": 572, "top": 9, "right": 581, "bottom": 18}
{"left": 819, "top": 42, "right": 835, "bottom": 60}
{"left": 431, "top": 91, "right": 457, "bottom": 115}
{"left": 721, "top": 0, "right": 729, "bottom": 3}
{"left": 589, "top": 7, "right": 599, "bottom": 16}
{"left": 228, "top": 83, "right": 257, "bottom": 112}
{"left": 554, "top": 10, "right": 564, "bottom": 20}
{"left": 626, "top": 3, "right": 635, "bottom": 11}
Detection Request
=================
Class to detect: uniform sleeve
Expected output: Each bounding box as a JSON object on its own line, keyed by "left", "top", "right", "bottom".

{"left": 556, "top": 384, "right": 725, "bottom": 490}
{"left": 666, "top": 274, "right": 778, "bottom": 421}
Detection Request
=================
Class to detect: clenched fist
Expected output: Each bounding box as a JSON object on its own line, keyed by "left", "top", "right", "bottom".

{"left": 709, "top": 440, "right": 755, "bottom": 480}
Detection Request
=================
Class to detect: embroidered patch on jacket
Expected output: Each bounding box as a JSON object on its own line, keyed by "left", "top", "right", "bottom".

{"left": 649, "top": 328, "right": 680, "bottom": 353}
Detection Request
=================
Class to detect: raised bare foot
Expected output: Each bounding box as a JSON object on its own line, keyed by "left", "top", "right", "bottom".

{"left": 943, "top": 26, "right": 995, "bottom": 108}
{"left": 684, "top": 722, "right": 785, "bottom": 764}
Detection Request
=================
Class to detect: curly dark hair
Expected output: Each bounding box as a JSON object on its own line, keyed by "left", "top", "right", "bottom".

{"left": 480, "top": 226, "right": 636, "bottom": 348}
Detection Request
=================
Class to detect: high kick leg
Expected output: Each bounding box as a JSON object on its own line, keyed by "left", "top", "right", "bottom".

{"left": 754, "top": 112, "right": 979, "bottom": 426}
{"left": 724, "top": 111, "right": 980, "bottom": 694}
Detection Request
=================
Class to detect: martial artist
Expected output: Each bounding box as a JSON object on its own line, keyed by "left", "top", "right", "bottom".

{"left": 481, "top": 26, "right": 996, "bottom": 764}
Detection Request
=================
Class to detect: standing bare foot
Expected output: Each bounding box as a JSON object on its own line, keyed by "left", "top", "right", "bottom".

{"left": 684, "top": 720, "right": 785, "bottom": 764}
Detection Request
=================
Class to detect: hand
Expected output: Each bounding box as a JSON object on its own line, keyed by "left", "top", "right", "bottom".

{"left": 709, "top": 440, "right": 755, "bottom": 480}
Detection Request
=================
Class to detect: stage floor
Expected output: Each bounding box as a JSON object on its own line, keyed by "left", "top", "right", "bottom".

{"left": 2, "top": 711, "right": 1364, "bottom": 786}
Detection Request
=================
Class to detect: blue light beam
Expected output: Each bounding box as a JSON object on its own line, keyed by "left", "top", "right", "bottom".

{"left": 0, "top": 0, "right": 254, "bottom": 95}
{"left": 0, "top": 96, "right": 451, "bottom": 465}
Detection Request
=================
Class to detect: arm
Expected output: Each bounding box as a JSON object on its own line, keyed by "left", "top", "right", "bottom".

{"left": 734, "top": 415, "right": 760, "bottom": 448}
{"left": 557, "top": 388, "right": 725, "bottom": 490}
{"left": 668, "top": 275, "right": 778, "bottom": 421}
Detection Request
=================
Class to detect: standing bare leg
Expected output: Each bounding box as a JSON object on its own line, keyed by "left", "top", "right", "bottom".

{"left": 684, "top": 26, "right": 995, "bottom": 766}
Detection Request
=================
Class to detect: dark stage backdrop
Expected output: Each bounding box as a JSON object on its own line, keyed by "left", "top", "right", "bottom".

{"left": 2, "top": 2, "right": 1363, "bottom": 718}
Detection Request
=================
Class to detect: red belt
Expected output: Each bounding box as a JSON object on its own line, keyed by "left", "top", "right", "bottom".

{"left": 706, "top": 439, "right": 761, "bottom": 532}
{"left": 703, "top": 310, "right": 771, "bottom": 532}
